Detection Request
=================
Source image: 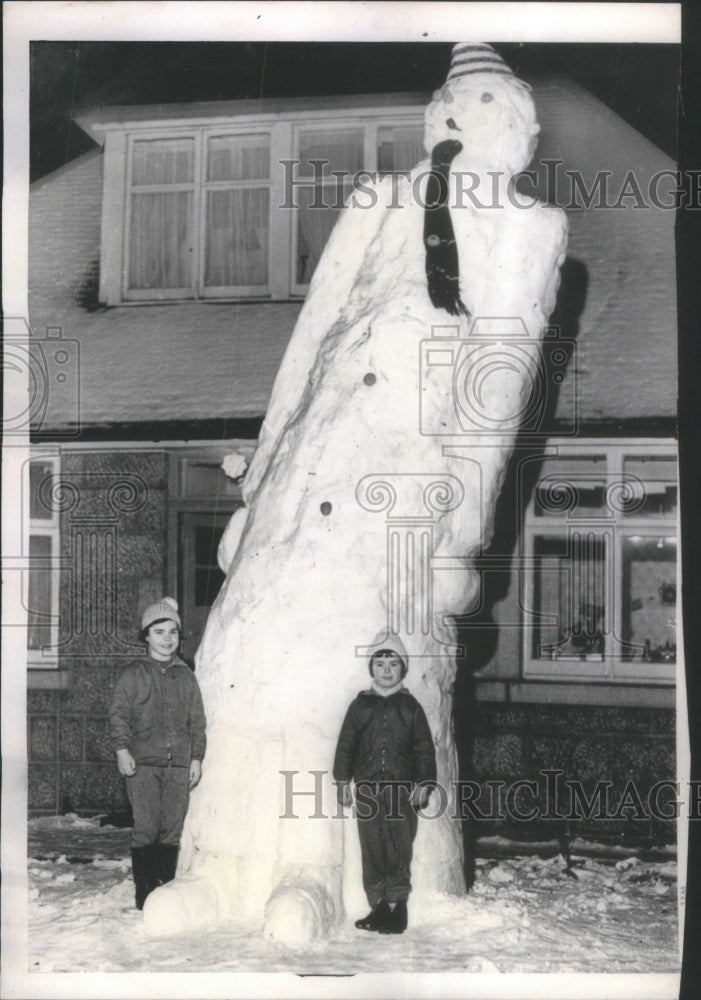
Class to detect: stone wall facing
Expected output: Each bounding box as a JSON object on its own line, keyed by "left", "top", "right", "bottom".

{"left": 457, "top": 701, "right": 676, "bottom": 847}
{"left": 28, "top": 450, "right": 167, "bottom": 815}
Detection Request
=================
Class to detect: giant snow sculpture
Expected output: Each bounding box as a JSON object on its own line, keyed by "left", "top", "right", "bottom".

{"left": 143, "top": 43, "right": 568, "bottom": 944}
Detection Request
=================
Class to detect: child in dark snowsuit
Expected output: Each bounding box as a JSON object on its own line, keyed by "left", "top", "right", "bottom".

{"left": 333, "top": 634, "right": 436, "bottom": 934}
{"left": 109, "top": 597, "right": 206, "bottom": 910}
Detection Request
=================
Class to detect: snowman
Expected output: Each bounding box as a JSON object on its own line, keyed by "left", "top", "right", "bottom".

{"left": 142, "top": 43, "right": 568, "bottom": 946}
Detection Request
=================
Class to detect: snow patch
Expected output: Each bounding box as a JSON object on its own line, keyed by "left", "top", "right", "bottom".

{"left": 26, "top": 815, "right": 679, "bottom": 973}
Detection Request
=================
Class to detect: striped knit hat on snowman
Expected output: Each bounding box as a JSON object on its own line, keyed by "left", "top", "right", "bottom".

{"left": 445, "top": 42, "right": 530, "bottom": 89}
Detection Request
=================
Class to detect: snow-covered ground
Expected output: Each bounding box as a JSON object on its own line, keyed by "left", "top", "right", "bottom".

{"left": 26, "top": 814, "right": 679, "bottom": 976}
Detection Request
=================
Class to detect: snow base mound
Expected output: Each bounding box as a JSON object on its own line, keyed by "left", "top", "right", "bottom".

{"left": 142, "top": 874, "right": 220, "bottom": 936}
{"left": 264, "top": 880, "right": 336, "bottom": 947}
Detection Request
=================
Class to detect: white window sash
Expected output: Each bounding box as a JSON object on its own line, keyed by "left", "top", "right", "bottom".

{"left": 26, "top": 455, "right": 61, "bottom": 667}
{"left": 289, "top": 122, "right": 365, "bottom": 296}
{"left": 522, "top": 439, "right": 677, "bottom": 685}
{"left": 102, "top": 106, "right": 426, "bottom": 305}
{"left": 123, "top": 132, "right": 198, "bottom": 299}
{"left": 199, "top": 129, "right": 273, "bottom": 297}
{"left": 123, "top": 129, "right": 275, "bottom": 300}
{"left": 288, "top": 114, "right": 424, "bottom": 297}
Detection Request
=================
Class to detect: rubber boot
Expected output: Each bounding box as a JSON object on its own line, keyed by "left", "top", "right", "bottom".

{"left": 379, "top": 900, "right": 408, "bottom": 935}
{"left": 157, "top": 844, "right": 180, "bottom": 885}
{"left": 355, "top": 900, "right": 391, "bottom": 931}
{"left": 144, "top": 844, "right": 164, "bottom": 892}
{"left": 130, "top": 847, "right": 151, "bottom": 910}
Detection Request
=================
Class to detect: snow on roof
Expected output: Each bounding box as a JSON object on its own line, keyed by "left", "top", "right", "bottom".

{"left": 532, "top": 78, "right": 677, "bottom": 427}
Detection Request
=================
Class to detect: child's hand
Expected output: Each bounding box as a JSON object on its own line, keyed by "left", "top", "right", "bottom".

{"left": 337, "top": 783, "right": 353, "bottom": 808}
{"left": 116, "top": 748, "right": 136, "bottom": 777}
{"left": 189, "top": 759, "right": 202, "bottom": 790}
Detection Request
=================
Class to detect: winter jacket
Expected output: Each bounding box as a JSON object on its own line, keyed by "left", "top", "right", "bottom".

{"left": 109, "top": 657, "right": 206, "bottom": 767}
{"left": 333, "top": 688, "right": 437, "bottom": 786}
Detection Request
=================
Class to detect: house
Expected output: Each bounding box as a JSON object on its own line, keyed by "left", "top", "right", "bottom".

{"left": 26, "top": 77, "right": 677, "bottom": 844}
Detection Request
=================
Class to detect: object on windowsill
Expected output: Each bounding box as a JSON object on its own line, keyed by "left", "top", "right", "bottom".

{"left": 643, "top": 638, "right": 676, "bottom": 662}
{"left": 545, "top": 649, "right": 603, "bottom": 662}
{"left": 571, "top": 629, "right": 605, "bottom": 656}
{"left": 659, "top": 582, "right": 676, "bottom": 606}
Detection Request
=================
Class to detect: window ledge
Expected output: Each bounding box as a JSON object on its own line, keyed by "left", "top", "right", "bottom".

{"left": 475, "top": 679, "right": 676, "bottom": 709}
{"left": 28, "top": 670, "right": 72, "bottom": 690}
{"left": 107, "top": 295, "right": 307, "bottom": 308}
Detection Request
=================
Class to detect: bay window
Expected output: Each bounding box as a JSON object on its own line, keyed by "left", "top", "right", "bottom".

{"left": 522, "top": 441, "right": 677, "bottom": 683}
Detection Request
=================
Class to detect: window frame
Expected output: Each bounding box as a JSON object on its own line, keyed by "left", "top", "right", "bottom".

{"left": 199, "top": 128, "right": 274, "bottom": 299}
{"left": 289, "top": 120, "right": 367, "bottom": 295}
{"left": 521, "top": 438, "right": 677, "bottom": 684}
{"left": 288, "top": 117, "right": 427, "bottom": 296}
{"left": 25, "top": 453, "right": 61, "bottom": 668}
{"left": 99, "top": 105, "right": 426, "bottom": 306}
{"left": 122, "top": 127, "right": 275, "bottom": 301}
{"left": 166, "top": 448, "right": 249, "bottom": 660}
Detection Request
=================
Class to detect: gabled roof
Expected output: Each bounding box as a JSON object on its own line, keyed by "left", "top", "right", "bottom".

{"left": 531, "top": 77, "right": 676, "bottom": 427}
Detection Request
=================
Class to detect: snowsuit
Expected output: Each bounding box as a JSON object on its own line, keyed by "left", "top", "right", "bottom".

{"left": 109, "top": 656, "right": 206, "bottom": 847}
{"left": 333, "top": 687, "right": 436, "bottom": 906}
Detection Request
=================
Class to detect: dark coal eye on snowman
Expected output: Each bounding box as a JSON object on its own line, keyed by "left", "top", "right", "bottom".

{"left": 481, "top": 92, "right": 493, "bottom": 103}
{"left": 446, "top": 117, "right": 460, "bottom": 130}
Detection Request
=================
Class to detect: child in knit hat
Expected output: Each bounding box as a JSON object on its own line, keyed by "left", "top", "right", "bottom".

{"left": 109, "top": 597, "right": 206, "bottom": 910}
{"left": 333, "top": 633, "right": 436, "bottom": 934}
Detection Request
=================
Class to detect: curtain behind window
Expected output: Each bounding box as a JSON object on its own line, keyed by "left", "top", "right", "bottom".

{"left": 28, "top": 535, "right": 52, "bottom": 651}
{"left": 207, "top": 134, "right": 269, "bottom": 182}
{"left": 129, "top": 191, "right": 193, "bottom": 290}
{"left": 204, "top": 135, "right": 270, "bottom": 288}
{"left": 377, "top": 125, "right": 425, "bottom": 174}
{"left": 129, "top": 138, "right": 195, "bottom": 291}
{"left": 296, "top": 129, "right": 362, "bottom": 285}
{"left": 205, "top": 188, "right": 269, "bottom": 287}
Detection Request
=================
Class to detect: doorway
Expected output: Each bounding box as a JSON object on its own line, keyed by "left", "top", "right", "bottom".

{"left": 179, "top": 509, "right": 240, "bottom": 663}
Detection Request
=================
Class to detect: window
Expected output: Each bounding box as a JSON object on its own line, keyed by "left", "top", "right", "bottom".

{"left": 521, "top": 441, "right": 677, "bottom": 683}
{"left": 179, "top": 512, "right": 233, "bottom": 663}
{"left": 293, "top": 127, "right": 364, "bottom": 287}
{"left": 125, "top": 131, "right": 272, "bottom": 299}
{"left": 98, "top": 107, "right": 425, "bottom": 304}
{"left": 289, "top": 121, "right": 424, "bottom": 291}
{"left": 168, "top": 451, "right": 247, "bottom": 662}
{"left": 26, "top": 455, "right": 61, "bottom": 666}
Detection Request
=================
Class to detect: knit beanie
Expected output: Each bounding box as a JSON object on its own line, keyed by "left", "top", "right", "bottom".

{"left": 141, "top": 596, "right": 181, "bottom": 631}
{"left": 445, "top": 42, "right": 521, "bottom": 85}
{"left": 367, "top": 631, "right": 409, "bottom": 677}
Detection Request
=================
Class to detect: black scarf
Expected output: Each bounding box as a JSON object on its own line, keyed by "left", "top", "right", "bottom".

{"left": 423, "top": 139, "right": 469, "bottom": 318}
